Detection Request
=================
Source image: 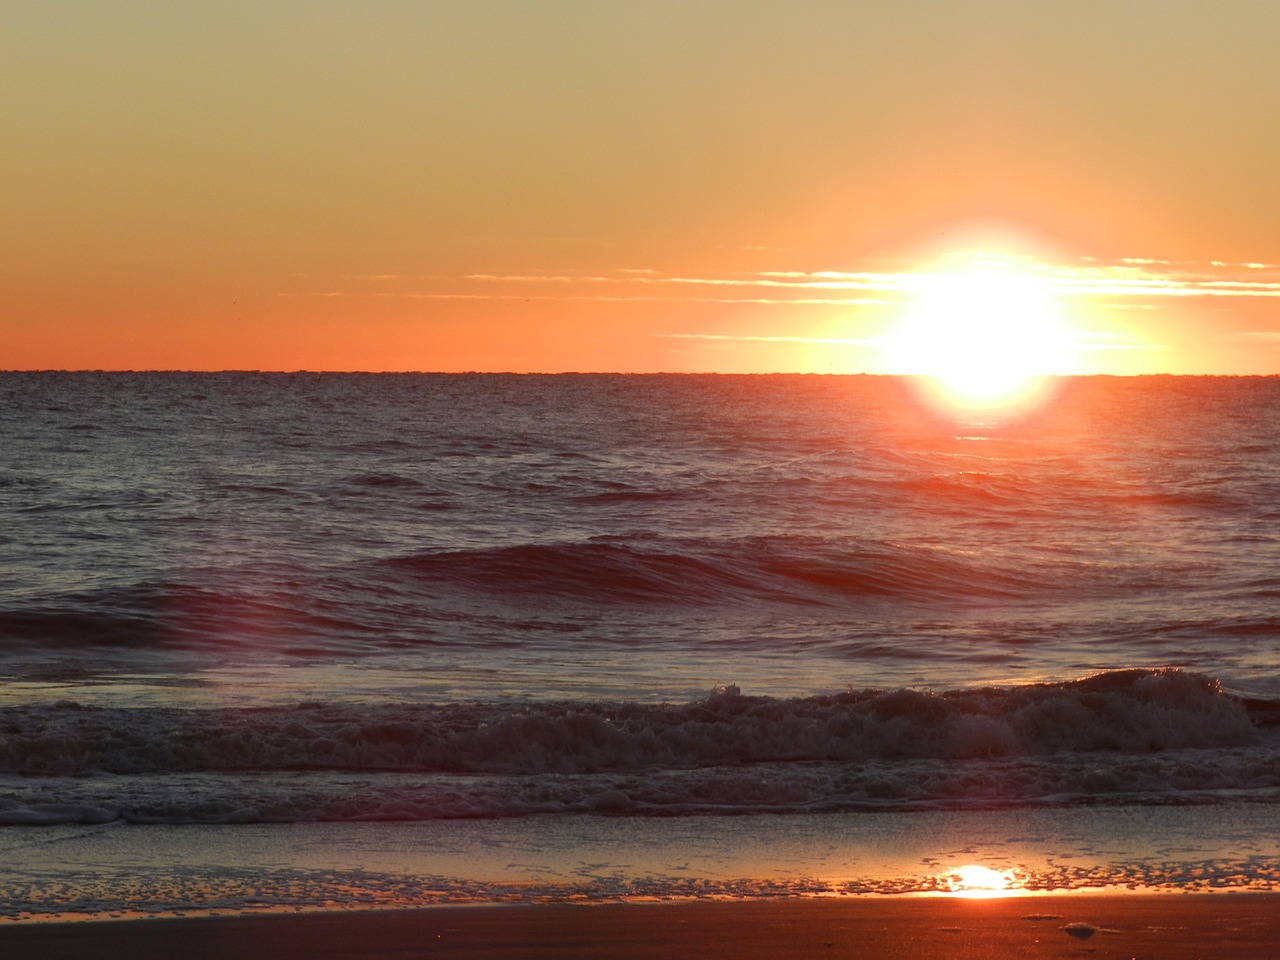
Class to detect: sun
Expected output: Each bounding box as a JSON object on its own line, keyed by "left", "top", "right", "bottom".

{"left": 881, "top": 253, "right": 1079, "bottom": 412}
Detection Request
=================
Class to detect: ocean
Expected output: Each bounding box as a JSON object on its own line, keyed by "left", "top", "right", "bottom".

{"left": 1, "top": 372, "right": 1277, "bottom": 918}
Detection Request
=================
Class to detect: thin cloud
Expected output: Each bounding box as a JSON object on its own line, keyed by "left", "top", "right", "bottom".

{"left": 464, "top": 274, "right": 583, "bottom": 283}
{"left": 460, "top": 271, "right": 903, "bottom": 291}
{"left": 662, "top": 274, "right": 907, "bottom": 291}
{"left": 659, "top": 333, "right": 882, "bottom": 345}
{"left": 454, "top": 261, "right": 1280, "bottom": 300}
{"left": 311, "top": 257, "right": 1280, "bottom": 311}
{"left": 369, "top": 292, "right": 886, "bottom": 305}
{"left": 1053, "top": 258, "right": 1280, "bottom": 299}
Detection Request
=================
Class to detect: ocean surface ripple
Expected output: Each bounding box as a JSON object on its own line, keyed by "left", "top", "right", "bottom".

{"left": 2, "top": 372, "right": 1278, "bottom": 829}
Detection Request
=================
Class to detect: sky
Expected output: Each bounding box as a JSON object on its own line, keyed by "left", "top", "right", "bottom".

{"left": 6, "top": 1, "right": 1280, "bottom": 374}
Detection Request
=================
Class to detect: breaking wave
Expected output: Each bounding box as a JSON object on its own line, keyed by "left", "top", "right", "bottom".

{"left": 1, "top": 670, "right": 1275, "bottom": 824}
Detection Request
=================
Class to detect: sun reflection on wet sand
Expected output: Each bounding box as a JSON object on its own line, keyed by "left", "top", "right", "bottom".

{"left": 940, "top": 864, "right": 1021, "bottom": 899}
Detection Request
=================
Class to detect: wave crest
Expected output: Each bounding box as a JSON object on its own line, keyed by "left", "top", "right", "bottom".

{"left": 0, "top": 669, "right": 1262, "bottom": 779}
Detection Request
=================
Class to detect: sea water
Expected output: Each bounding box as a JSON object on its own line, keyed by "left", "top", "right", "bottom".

{"left": 1, "top": 373, "right": 1277, "bottom": 917}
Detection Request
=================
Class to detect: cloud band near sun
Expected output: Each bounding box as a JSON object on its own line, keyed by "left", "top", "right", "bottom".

{"left": 323, "top": 256, "right": 1280, "bottom": 305}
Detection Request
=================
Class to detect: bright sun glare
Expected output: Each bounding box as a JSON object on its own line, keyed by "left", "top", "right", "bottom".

{"left": 943, "top": 864, "right": 1019, "bottom": 898}
{"left": 881, "top": 254, "right": 1078, "bottom": 411}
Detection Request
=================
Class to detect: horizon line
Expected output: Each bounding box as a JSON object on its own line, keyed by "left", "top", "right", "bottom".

{"left": 4, "top": 369, "right": 1275, "bottom": 378}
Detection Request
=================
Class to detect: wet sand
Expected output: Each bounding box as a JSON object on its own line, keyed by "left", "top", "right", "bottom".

{"left": 1, "top": 894, "right": 1278, "bottom": 959}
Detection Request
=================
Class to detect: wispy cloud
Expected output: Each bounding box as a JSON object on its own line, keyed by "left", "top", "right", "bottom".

{"left": 658, "top": 333, "right": 883, "bottom": 345}
{"left": 459, "top": 272, "right": 904, "bottom": 292}
{"left": 304, "top": 256, "right": 1280, "bottom": 311}
{"left": 448, "top": 259, "right": 1280, "bottom": 302}
{"left": 1044, "top": 258, "right": 1280, "bottom": 299}
{"left": 283, "top": 255, "right": 1279, "bottom": 366}
{"left": 362, "top": 292, "right": 885, "bottom": 305}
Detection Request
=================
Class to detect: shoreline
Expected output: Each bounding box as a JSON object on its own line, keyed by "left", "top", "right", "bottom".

{"left": 1, "top": 893, "right": 1278, "bottom": 959}
{"left": 4, "top": 882, "right": 1278, "bottom": 924}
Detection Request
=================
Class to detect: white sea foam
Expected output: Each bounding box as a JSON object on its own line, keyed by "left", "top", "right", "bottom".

{"left": 0, "top": 670, "right": 1261, "bottom": 777}
{"left": 0, "top": 671, "right": 1274, "bottom": 824}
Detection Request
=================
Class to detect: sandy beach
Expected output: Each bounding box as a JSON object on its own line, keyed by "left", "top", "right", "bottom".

{"left": 1, "top": 895, "right": 1277, "bottom": 959}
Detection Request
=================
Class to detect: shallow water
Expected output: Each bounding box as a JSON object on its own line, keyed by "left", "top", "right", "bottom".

{"left": 2, "top": 804, "right": 1277, "bottom": 918}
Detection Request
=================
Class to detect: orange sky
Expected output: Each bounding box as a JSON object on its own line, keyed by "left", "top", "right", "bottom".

{"left": 5, "top": 2, "right": 1280, "bottom": 374}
